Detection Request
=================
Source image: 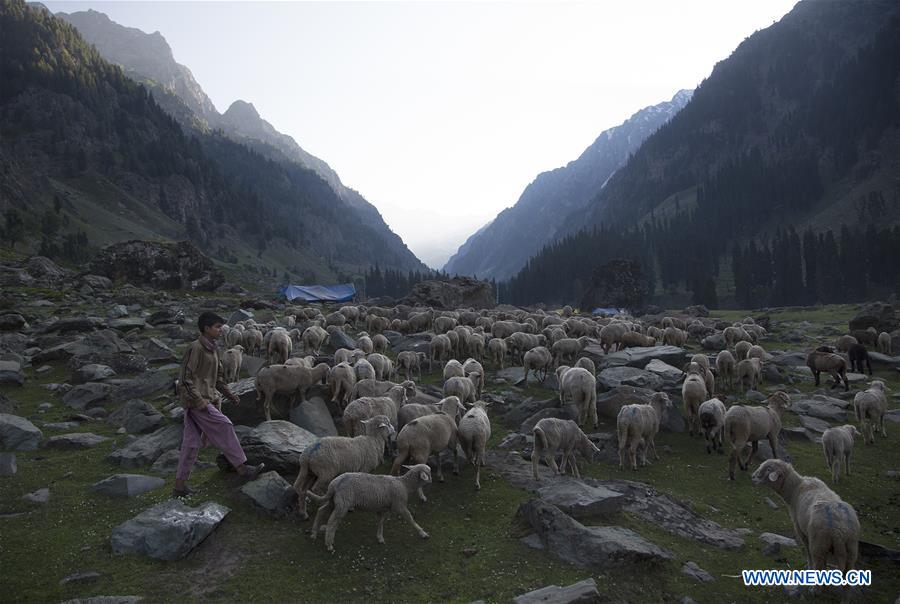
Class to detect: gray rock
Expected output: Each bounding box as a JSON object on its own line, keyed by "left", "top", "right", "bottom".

{"left": 107, "top": 318, "right": 147, "bottom": 332}
{"left": 35, "top": 365, "right": 53, "bottom": 376}
{"left": 763, "top": 541, "right": 782, "bottom": 557}
{"left": 598, "top": 367, "right": 663, "bottom": 391}
{"left": 148, "top": 449, "right": 214, "bottom": 476}
{"left": 867, "top": 352, "right": 900, "bottom": 367}
{"left": 497, "top": 432, "right": 529, "bottom": 450}
{"left": 72, "top": 364, "right": 117, "bottom": 384}
{"left": 142, "top": 338, "right": 177, "bottom": 362}
{"left": 232, "top": 420, "right": 318, "bottom": 473}
{"left": 701, "top": 333, "right": 727, "bottom": 350}
{"left": 595, "top": 386, "right": 656, "bottom": 419}
{"left": 60, "top": 596, "right": 142, "bottom": 603}
{"left": 849, "top": 302, "right": 897, "bottom": 334}
{"left": 34, "top": 329, "right": 135, "bottom": 364}
{"left": 0, "top": 360, "right": 24, "bottom": 386}
{"left": 681, "top": 561, "right": 714, "bottom": 583}
{"left": 512, "top": 578, "right": 601, "bottom": 604}
{"left": 644, "top": 359, "right": 684, "bottom": 384}
{"left": 110, "top": 371, "right": 173, "bottom": 404}
{"left": 792, "top": 395, "right": 849, "bottom": 422}
{"left": 90, "top": 474, "right": 166, "bottom": 497}
{"left": 799, "top": 415, "right": 830, "bottom": 434}
{"left": 63, "top": 383, "right": 114, "bottom": 411}
{"left": 23, "top": 488, "right": 50, "bottom": 504}
{"left": 0, "top": 452, "right": 16, "bottom": 475}
{"left": 45, "top": 433, "right": 110, "bottom": 449}
{"left": 39, "top": 316, "right": 106, "bottom": 335}
{"left": 0, "top": 313, "right": 27, "bottom": 331}
{"left": 517, "top": 499, "right": 674, "bottom": 569}
{"left": 597, "top": 345, "right": 687, "bottom": 369}
{"left": 326, "top": 327, "right": 356, "bottom": 351}
{"left": 885, "top": 409, "right": 900, "bottom": 424}
{"left": 393, "top": 333, "right": 431, "bottom": 354}
{"left": 229, "top": 309, "right": 254, "bottom": 325}
{"left": 0, "top": 413, "right": 43, "bottom": 451}
{"left": 109, "top": 305, "right": 129, "bottom": 319}
{"left": 106, "top": 425, "right": 183, "bottom": 468}
{"left": 240, "top": 470, "right": 298, "bottom": 517}
{"left": 289, "top": 396, "right": 338, "bottom": 437}
{"left": 147, "top": 309, "right": 184, "bottom": 326}
{"left": 537, "top": 482, "right": 625, "bottom": 519}
{"left": 764, "top": 496, "right": 780, "bottom": 510}
{"left": 502, "top": 397, "right": 558, "bottom": 429}
{"left": 759, "top": 532, "right": 797, "bottom": 547}
{"left": 745, "top": 390, "right": 766, "bottom": 402}
{"left": 110, "top": 499, "right": 230, "bottom": 561}
{"left": 219, "top": 377, "right": 272, "bottom": 426}
{"left": 59, "top": 571, "right": 102, "bottom": 585}
{"left": 107, "top": 399, "right": 165, "bottom": 434}
{"left": 771, "top": 352, "right": 808, "bottom": 367}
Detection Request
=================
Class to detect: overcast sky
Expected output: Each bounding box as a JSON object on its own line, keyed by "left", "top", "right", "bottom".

{"left": 47, "top": 0, "right": 797, "bottom": 269}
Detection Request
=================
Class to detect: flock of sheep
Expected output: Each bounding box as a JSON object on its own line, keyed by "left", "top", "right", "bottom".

{"left": 211, "top": 303, "right": 889, "bottom": 577}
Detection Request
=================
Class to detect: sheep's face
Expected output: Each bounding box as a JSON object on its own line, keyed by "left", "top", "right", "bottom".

{"left": 848, "top": 425, "right": 862, "bottom": 440}
{"left": 578, "top": 436, "right": 601, "bottom": 460}
{"left": 751, "top": 459, "right": 789, "bottom": 490}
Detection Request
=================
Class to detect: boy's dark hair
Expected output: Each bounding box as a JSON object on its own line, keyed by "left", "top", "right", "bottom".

{"left": 198, "top": 311, "right": 226, "bottom": 333}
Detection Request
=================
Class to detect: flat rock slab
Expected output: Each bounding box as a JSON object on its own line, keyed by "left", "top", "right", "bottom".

{"left": 107, "top": 399, "right": 165, "bottom": 434}
{"left": 72, "top": 364, "right": 117, "bottom": 385}
{"left": 0, "top": 360, "right": 24, "bottom": 386}
{"left": 240, "top": 470, "right": 297, "bottom": 517}
{"left": 792, "top": 396, "right": 849, "bottom": 422}
{"left": 518, "top": 499, "right": 674, "bottom": 569}
{"left": 23, "top": 488, "right": 50, "bottom": 504}
{"left": 644, "top": 359, "right": 684, "bottom": 384}
{"left": 110, "top": 499, "right": 230, "bottom": 561}
{"left": 232, "top": 420, "right": 317, "bottom": 473}
{"left": 598, "top": 346, "right": 686, "bottom": 369}
{"left": 61, "top": 596, "right": 142, "bottom": 604}
{"left": 598, "top": 367, "right": 663, "bottom": 391}
{"left": 45, "top": 433, "right": 110, "bottom": 450}
{"left": 759, "top": 532, "right": 797, "bottom": 547}
{"left": 289, "top": 397, "right": 338, "bottom": 437}
{"left": 538, "top": 482, "right": 625, "bottom": 519}
{"left": 513, "top": 578, "right": 601, "bottom": 604}
{"left": 799, "top": 416, "right": 831, "bottom": 434}
{"left": 0, "top": 413, "right": 43, "bottom": 451}
{"left": 0, "top": 452, "right": 16, "bottom": 475}
{"left": 682, "top": 561, "right": 714, "bottom": 583}
{"left": 106, "top": 425, "right": 183, "bottom": 468}
{"left": 63, "top": 383, "right": 115, "bottom": 411}
{"left": 91, "top": 474, "right": 166, "bottom": 497}
{"left": 107, "top": 318, "right": 147, "bottom": 332}
{"left": 43, "top": 421, "right": 82, "bottom": 431}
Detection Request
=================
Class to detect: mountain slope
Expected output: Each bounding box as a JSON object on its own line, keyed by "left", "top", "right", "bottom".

{"left": 443, "top": 90, "right": 692, "bottom": 280}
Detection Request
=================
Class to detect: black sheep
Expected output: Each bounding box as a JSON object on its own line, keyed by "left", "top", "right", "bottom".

{"left": 847, "top": 343, "right": 872, "bottom": 375}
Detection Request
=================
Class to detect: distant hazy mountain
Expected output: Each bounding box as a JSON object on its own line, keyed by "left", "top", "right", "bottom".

{"left": 443, "top": 89, "right": 692, "bottom": 280}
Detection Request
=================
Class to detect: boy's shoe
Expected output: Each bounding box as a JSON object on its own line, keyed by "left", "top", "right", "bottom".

{"left": 240, "top": 462, "right": 265, "bottom": 483}
{"left": 171, "top": 485, "right": 198, "bottom": 499}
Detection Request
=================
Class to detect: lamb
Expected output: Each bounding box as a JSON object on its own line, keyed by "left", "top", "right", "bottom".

{"left": 681, "top": 362, "right": 708, "bottom": 437}
{"left": 225, "top": 328, "right": 243, "bottom": 349}
{"left": 266, "top": 328, "right": 293, "bottom": 366}
{"left": 465, "top": 333, "right": 485, "bottom": 363}
{"left": 327, "top": 362, "right": 357, "bottom": 410}
{"left": 531, "top": 418, "right": 600, "bottom": 480}
{"left": 353, "top": 378, "right": 416, "bottom": 401}
{"left": 690, "top": 354, "right": 710, "bottom": 372}
{"left": 724, "top": 325, "right": 751, "bottom": 348}
{"left": 433, "top": 316, "right": 457, "bottom": 334}
{"left": 646, "top": 326, "right": 663, "bottom": 343}
{"left": 397, "top": 402, "right": 441, "bottom": 432}
{"left": 616, "top": 392, "right": 672, "bottom": 470}
{"left": 854, "top": 380, "right": 887, "bottom": 444}
{"left": 725, "top": 391, "right": 791, "bottom": 480}
{"left": 430, "top": 334, "right": 453, "bottom": 367}
{"left": 367, "top": 353, "right": 394, "bottom": 381}
{"left": 734, "top": 340, "right": 752, "bottom": 361}
{"left": 751, "top": 459, "right": 860, "bottom": 574}
{"left": 302, "top": 325, "right": 330, "bottom": 355}
{"left": 522, "top": 346, "right": 553, "bottom": 386}
{"left": 337, "top": 305, "right": 361, "bottom": 327}
{"left": 835, "top": 334, "right": 858, "bottom": 353}
{"left": 805, "top": 349, "right": 849, "bottom": 391}
{"left": 698, "top": 397, "right": 727, "bottom": 455}
{"left": 574, "top": 356, "right": 596, "bottom": 376}
{"left": 877, "top": 331, "right": 892, "bottom": 355}
{"left": 334, "top": 348, "right": 365, "bottom": 366}
{"left": 458, "top": 401, "right": 491, "bottom": 490}
{"left": 559, "top": 367, "right": 598, "bottom": 429}
{"left": 372, "top": 333, "right": 390, "bottom": 355}
{"left": 847, "top": 343, "right": 872, "bottom": 375}
{"left": 446, "top": 330, "right": 461, "bottom": 358}
{"left": 443, "top": 359, "right": 465, "bottom": 382}
{"left": 325, "top": 311, "right": 347, "bottom": 328}
{"left": 308, "top": 463, "right": 432, "bottom": 552}
{"left": 397, "top": 350, "right": 427, "bottom": 381}
{"left": 293, "top": 415, "right": 395, "bottom": 519}
{"left": 255, "top": 362, "right": 330, "bottom": 421}
{"left": 507, "top": 332, "right": 545, "bottom": 364}
{"left": 356, "top": 334, "right": 374, "bottom": 355}
{"left": 342, "top": 385, "right": 408, "bottom": 437}
{"left": 821, "top": 424, "right": 861, "bottom": 483}
{"left": 716, "top": 350, "right": 736, "bottom": 391}
{"left": 391, "top": 396, "right": 467, "bottom": 500}
{"left": 354, "top": 358, "right": 376, "bottom": 382}
{"left": 747, "top": 344, "right": 765, "bottom": 365}
{"left": 443, "top": 374, "right": 480, "bottom": 404}
{"left": 462, "top": 358, "right": 485, "bottom": 399}
{"left": 242, "top": 328, "right": 263, "bottom": 356}
{"left": 222, "top": 345, "right": 243, "bottom": 384}
{"left": 406, "top": 310, "right": 433, "bottom": 333}
{"left": 550, "top": 338, "right": 586, "bottom": 367}
{"left": 735, "top": 357, "right": 762, "bottom": 392}
{"left": 487, "top": 337, "right": 507, "bottom": 368}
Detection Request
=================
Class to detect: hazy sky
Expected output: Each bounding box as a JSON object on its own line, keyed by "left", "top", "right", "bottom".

{"left": 46, "top": 0, "right": 797, "bottom": 269}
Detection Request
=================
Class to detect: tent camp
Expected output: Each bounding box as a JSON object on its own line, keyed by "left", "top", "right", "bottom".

{"left": 280, "top": 283, "right": 356, "bottom": 303}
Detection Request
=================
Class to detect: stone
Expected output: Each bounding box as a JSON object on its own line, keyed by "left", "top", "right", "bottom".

{"left": 771, "top": 352, "right": 808, "bottom": 367}
{"left": 0, "top": 413, "right": 43, "bottom": 450}
{"left": 39, "top": 316, "right": 107, "bottom": 335}
{"left": 142, "top": 338, "right": 176, "bottom": 362}
{"left": 59, "top": 571, "right": 102, "bottom": 585}
{"left": 230, "top": 420, "right": 317, "bottom": 473}
{"left": 60, "top": 596, "right": 142, "bottom": 604}
{"left": 110, "top": 499, "right": 230, "bottom": 561}
{"left": 23, "top": 488, "right": 50, "bottom": 504}
{"left": 501, "top": 397, "right": 558, "bottom": 429}
{"left": 868, "top": 351, "right": 900, "bottom": 367}
{"left": 45, "top": 433, "right": 110, "bottom": 449}
{"left": 799, "top": 415, "right": 830, "bottom": 434}
{"left": 512, "top": 578, "right": 601, "bottom": 604}
{"left": 289, "top": 396, "right": 338, "bottom": 437}
{"left": 400, "top": 276, "right": 494, "bottom": 310}
{"left": 109, "top": 371, "right": 173, "bottom": 404}
{"left": 325, "top": 327, "right": 356, "bottom": 351}
{"left": 90, "top": 474, "right": 166, "bottom": 497}
{"left": 72, "top": 364, "right": 117, "bottom": 384}
{"left": 763, "top": 541, "right": 782, "bottom": 557}
{"left": 35, "top": 365, "right": 53, "bottom": 376}
{"left": 681, "top": 561, "right": 714, "bottom": 583}
{"left": 759, "top": 532, "right": 797, "bottom": 548}
{"left": 107, "top": 399, "right": 165, "bottom": 434}
{"left": 537, "top": 482, "right": 625, "bottom": 519}
{"left": 792, "top": 395, "right": 849, "bottom": 422}
{"left": 106, "top": 425, "right": 183, "bottom": 468}
{"left": 0, "top": 313, "right": 27, "bottom": 331}
{"left": 598, "top": 366, "right": 663, "bottom": 391}
{"left": 0, "top": 452, "right": 16, "bottom": 475}
{"left": 0, "top": 360, "right": 24, "bottom": 386}
{"left": 228, "top": 309, "right": 254, "bottom": 325}
{"left": 644, "top": 359, "right": 684, "bottom": 384}
{"left": 497, "top": 432, "right": 529, "bottom": 450}
{"left": 220, "top": 378, "right": 269, "bottom": 426}
{"left": 764, "top": 497, "right": 780, "bottom": 510}
{"left": 239, "top": 470, "right": 298, "bottom": 517}
{"left": 63, "top": 383, "right": 115, "bottom": 411}
{"left": 517, "top": 499, "right": 674, "bottom": 569}
{"left": 596, "top": 345, "right": 687, "bottom": 369}
{"left": 701, "top": 333, "right": 727, "bottom": 350}
{"left": 107, "top": 318, "right": 147, "bottom": 332}
{"left": 108, "top": 305, "right": 129, "bottom": 319}
{"left": 90, "top": 240, "right": 225, "bottom": 291}
{"left": 82, "top": 274, "right": 113, "bottom": 289}
{"left": 393, "top": 333, "right": 431, "bottom": 354}
{"left": 849, "top": 302, "right": 897, "bottom": 334}
{"left": 147, "top": 309, "right": 185, "bottom": 326}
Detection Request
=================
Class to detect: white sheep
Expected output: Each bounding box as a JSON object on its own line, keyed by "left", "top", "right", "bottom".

{"left": 443, "top": 359, "right": 465, "bottom": 382}
{"left": 242, "top": 328, "right": 263, "bottom": 356}
{"left": 559, "top": 367, "right": 598, "bottom": 430}
{"left": 751, "top": 459, "right": 859, "bottom": 574}
{"left": 353, "top": 378, "right": 416, "bottom": 401}
{"left": 266, "top": 328, "right": 292, "bottom": 366}
{"left": 397, "top": 402, "right": 441, "bottom": 432}
{"left": 302, "top": 325, "right": 330, "bottom": 355}
{"left": 616, "top": 392, "right": 672, "bottom": 471}
{"left": 854, "top": 380, "right": 888, "bottom": 444}
{"left": 222, "top": 345, "right": 243, "bottom": 383}
{"left": 367, "top": 353, "right": 394, "bottom": 381}
{"left": 835, "top": 334, "right": 858, "bottom": 353}
{"left": 356, "top": 335, "right": 374, "bottom": 355}
{"left": 735, "top": 357, "right": 762, "bottom": 392}
{"left": 354, "top": 358, "right": 376, "bottom": 382}
{"left": 663, "top": 326, "right": 688, "bottom": 347}
{"left": 698, "top": 396, "right": 727, "bottom": 455}
{"left": 443, "top": 374, "right": 480, "bottom": 405}
{"left": 342, "top": 385, "right": 408, "bottom": 436}
{"left": 308, "top": 463, "right": 432, "bottom": 552}
{"left": 225, "top": 328, "right": 243, "bottom": 349}
{"left": 465, "top": 333, "right": 485, "bottom": 363}
{"left": 293, "top": 415, "right": 395, "bottom": 519}
{"left": 487, "top": 337, "right": 507, "bottom": 368}
{"left": 372, "top": 333, "right": 390, "bottom": 354}
{"left": 462, "top": 358, "right": 485, "bottom": 399}
{"left": 397, "top": 351, "right": 427, "bottom": 381}
{"left": 734, "top": 340, "right": 752, "bottom": 361}
{"left": 725, "top": 391, "right": 791, "bottom": 480}
{"left": 550, "top": 338, "right": 586, "bottom": 367}
{"left": 430, "top": 334, "right": 453, "bottom": 367}
{"left": 255, "top": 362, "right": 330, "bottom": 421}
{"left": 523, "top": 346, "right": 552, "bottom": 386}
{"left": 458, "top": 401, "right": 491, "bottom": 490}
{"left": 327, "top": 362, "right": 357, "bottom": 410}
{"left": 877, "top": 331, "right": 892, "bottom": 355}
{"left": 681, "top": 362, "right": 708, "bottom": 437}
{"left": 531, "top": 418, "right": 600, "bottom": 480}
{"left": 334, "top": 348, "right": 365, "bottom": 366}
{"left": 716, "top": 349, "right": 736, "bottom": 391}
{"left": 821, "top": 424, "right": 861, "bottom": 483}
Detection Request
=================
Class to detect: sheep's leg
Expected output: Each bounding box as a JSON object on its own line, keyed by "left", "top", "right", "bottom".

{"left": 629, "top": 440, "right": 639, "bottom": 471}
{"left": 845, "top": 451, "right": 851, "bottom": 477}
{"left": 376, "top": 512, "right": 387, "bottom": 544}
{"left": 767, "top": 434, "right": 779, "bottom": 460}
{"left": 398, "top": 507, "right": 429, "bottom": 539}
{"left": 310, "top": 499, "right": 332, "bottom": 540}
{"left": 649, "top": 436, "right": 659, "bottom": 461}
{"left": 812, "top": 370, "right": 820, "bottom": 387}
{"left": 264, "top": 394, "right": 273, "bottom": 422}
{"left": 618, "top": 440, "right": 627, "bottom": 471}
{"left": 569, "top": 454, "right": 580, "bottom": 479}
{"left": 880, "top": 413, "right": 887, "bottom": 437}
{"left": 324, "top": 503, "right": 349, "bottom": 552}
{"left": 451, "top": 436, "right": 460, "bottom": 476}
{"left": 546, "top": 448, "right": 561, "bottom": 475}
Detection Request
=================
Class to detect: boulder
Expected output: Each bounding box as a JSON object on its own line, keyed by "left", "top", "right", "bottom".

{"left": 849, "top": 302, "right": 898, "bottom": 334}
{"left": 89, "top": 240, "right": 225, "bottom": 291}
{"left": 537, "top": 482, "right": 625, "bottom": 519}
{"left": 759, "top": 532, "right": 797, "bottom": 548}
{"left": 513, "top": 578, "right": 601, "bottom": 604}
{"left": 81, "top": 274, "right": 113, "bottom": 289}
{"left": 149, "top": 449, "right": 215, "bottom": 476}
{"left": 644, "top": 359, "right": 684, "bottom": 385}
{"left": 798, "top": 415, "right": 830, "bottom": 434}
{"left": 142, "top": 338, "right": 177, "bottom": 362}
{"left": 39, "top": 317, "right": 107, "bottom": 335}
{"left": 517, "top": 499, "right": 674, "bottom": 569}
{"left": 109, "top": 371, "right": 173, "bottom": 404}
{"left": 239, "top": 470, "right": 298, "bottom": 517}
{"left": 597, "top": 346, "right": 687, "bottom": 370}
{"left": 326, "top": 327, "right": 356, "bottom": 351}
{"left": 107, "top": 399, "right": 165, "bottom": 434}
{"left": 107, "top": 318, "right": 147, "bottom": 332}
{"left": 220, "top": 378, "right": 269, "bottom": 426}
{"left": 72, "top": 364, "right": 117, "bottom": 385}
{"left": 23, "top": 488, "right": 51, "bottom": 504}
{"left": 0, "top": 360, "right": 24, "bottom": 386}
{"left": 684, "top": 305, "right": 710, "bottom": 317}
{"left": 0, "top": 413, "right": 43, "bottom": 451}
{"left": 25, "top": 256, "right": 69, "bottom": 280}
{"left": 147, "top": 309, "right": 185, "bottom": 326}
{"left": 106, "top": 425, "right": 183, "bottom": 468}
{"left": 595, "top": 386, "right": 656, "bottom": 419}
{"left": 228, "top": 309, "right": 254, "bottom": 325}
{"left": 400, "top": 276, "right": 494, "bottom": 310}
{"left": 520, "top": 407, "right": 575, "bottom": 435}
{"left": 63, "top": 383, "right": 115, "bottom": 411}
{"left": 0, "top": 313, "right": 27, "bottom": 332}
{"left": 35, "top": 329, "right": 136, "bottom": 364}
{"left": 289, "top": 396, "right": 338, "bottom": 437}
{"left": 110, "top": 499, "right": 230, "bottom": 561}
{"left": 792, "top": 395, "right": 849, "bottom": 422}
{"left": 867, "top": 352, "right": 900, "bottom": 367}
{"left": 598, "top": 367, "right": 663, "bottom": 391}
{"left": 701, "top": 333, "right": 726, "bottom": 350}
{"left": 0, "top": 452, "right": 16, "bottom": 475}
{"left": 45, "top": 433, "right": 110, "bottom": 449}
{"left": 393, "top": 333, "right": 431, "bottom": 354}
{"left": 230, "top": 420, "right": 317, "bottom": 473}
{"left": 90, "top": 474, "right": 166, "bottom": 498}
{"left": 681, "top": 561, "right": 714, "bottom": 583}
{"left": 502, "top": 397, "right": 558, "bottom": 429}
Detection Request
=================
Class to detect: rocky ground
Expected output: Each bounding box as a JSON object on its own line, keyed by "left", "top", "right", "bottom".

{"left": 1, "top": 257, "right": 899, "bottom": 603}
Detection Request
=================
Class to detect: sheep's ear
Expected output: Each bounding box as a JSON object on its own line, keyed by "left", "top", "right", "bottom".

{"left": 402, "top": 465, "right": 414, "bottom": 471}
{"left": 420, "top": 471, "right": 430, "bottom": 481}
{"left": 768, "top": 471, "right": 780, "bottom": 483}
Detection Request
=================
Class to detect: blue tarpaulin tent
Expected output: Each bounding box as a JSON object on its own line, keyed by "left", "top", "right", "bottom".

{"left": 592, "top": 307, "right": 622, "bottom": 317}
{"left": 280, "top": 283, "right": 356, "bottom": 303}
